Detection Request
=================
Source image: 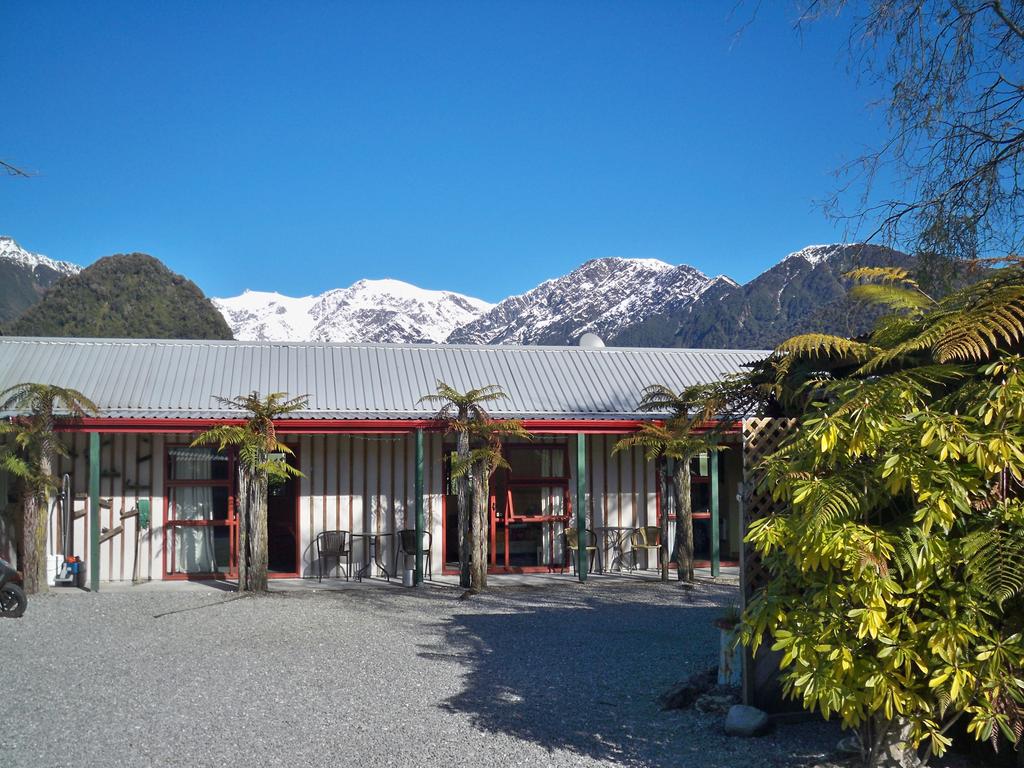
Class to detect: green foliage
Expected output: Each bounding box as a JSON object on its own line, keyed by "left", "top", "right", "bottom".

{"left": 742, "top": 262, "right": 1024, "bottom": 758}
{"left": 419, "top": 382, "right": 507, "bottom": 427}
{"left": 449, "top": 418, "right": 530, "bottom": 481}
{"left": 0, "top": 383, "right": 98, "bottom": 493}
{"left": 0, "top": 383, "right": 98, "bottom": 593}
{"left": 615, "top": 383, "right": 729, "bottom": 462}
{"left": 191, "top": 391, "right": 307, "bottom": 482}
{"left": 5, "top": 253, "right": 233, "bottom": 339}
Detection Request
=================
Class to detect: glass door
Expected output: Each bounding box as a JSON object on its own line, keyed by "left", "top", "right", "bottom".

{"left": 492, "top": 444, "right": 571, "bottom": 571}
{"left": 165, "top": 446, "right": 235, "bottom": 578}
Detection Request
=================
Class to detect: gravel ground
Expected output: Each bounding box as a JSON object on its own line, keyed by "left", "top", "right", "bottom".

{"left": 1, "top": 579, "right": 840, "bottom": 768}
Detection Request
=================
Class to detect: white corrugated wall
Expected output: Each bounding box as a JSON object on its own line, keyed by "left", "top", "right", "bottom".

{"left": 35, "top": 430, "right": 737, "bottom": 583}
{"left": 298, "top": 433, "right": 445, "bottom": 578}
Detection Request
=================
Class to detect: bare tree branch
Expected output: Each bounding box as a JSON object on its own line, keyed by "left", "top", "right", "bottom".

{"left": 1, "top": 159, "right": 31, "bottom": 177}
{"left": 799, "top": 0, "right": 1024, "bottom": 260}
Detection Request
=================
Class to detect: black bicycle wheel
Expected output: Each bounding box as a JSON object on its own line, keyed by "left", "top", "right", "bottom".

{"left": 0, "top": 583, "right": 27, "bottom": 618}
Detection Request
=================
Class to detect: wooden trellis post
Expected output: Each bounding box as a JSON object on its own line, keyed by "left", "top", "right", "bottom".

{"left": 740, "top": 417, "right": 797, "bottom": 711}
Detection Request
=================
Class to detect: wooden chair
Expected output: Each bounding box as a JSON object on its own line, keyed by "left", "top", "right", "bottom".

{"left": 628, "top": 526, "right": 662, "bottom": 571}
{"left": 562, "top": 527, "right": 601, "bottom": 575}
{"left": 314, "top": 530, "right": 351, "bottom": 581}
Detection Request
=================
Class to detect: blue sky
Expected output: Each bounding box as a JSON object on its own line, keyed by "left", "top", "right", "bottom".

{"left": 1, "top": 2, "right": 888, "bottom": 302}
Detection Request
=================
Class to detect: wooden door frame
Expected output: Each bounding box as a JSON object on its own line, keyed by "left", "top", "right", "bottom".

{"left": 162, "top": 442, "right": 237, "bottom": 580}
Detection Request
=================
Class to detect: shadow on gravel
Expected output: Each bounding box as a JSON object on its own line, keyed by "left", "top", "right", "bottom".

{"left": 427, "top": 587, "right": 724, "bottom": 767}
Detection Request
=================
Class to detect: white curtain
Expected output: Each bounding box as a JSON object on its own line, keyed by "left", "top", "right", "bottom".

{"left": 172, "top": 449, "right": 216, "bottom": 573}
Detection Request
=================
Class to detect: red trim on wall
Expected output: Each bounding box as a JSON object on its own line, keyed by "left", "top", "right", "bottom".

{"left": 54, "top": 417, "right": 743, "bottom": 435}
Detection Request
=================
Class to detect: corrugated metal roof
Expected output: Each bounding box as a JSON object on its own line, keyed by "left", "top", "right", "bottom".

{"left": 0, "top": 337, "right": 768, "bottom": 420}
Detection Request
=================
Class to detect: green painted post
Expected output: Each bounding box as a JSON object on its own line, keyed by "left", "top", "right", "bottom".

{"left": 710, "top": 447, "right": 720, "bottom": 578}
{"left": 414, "top": 429, "right": 424, "bottom": 585}
{"left": 576, "top": 433, "right": 587, "bottom": 582}
{"left": 89, "top": 432, "right": 100, "bottom": 592}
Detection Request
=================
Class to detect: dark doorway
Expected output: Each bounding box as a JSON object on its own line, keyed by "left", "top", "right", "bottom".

{"left": 267, "top": 457, "right": 298, "bottom": 575}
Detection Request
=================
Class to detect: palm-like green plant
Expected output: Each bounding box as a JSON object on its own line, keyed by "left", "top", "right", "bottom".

{"left": 0, "top": 384, "right": 96, "bottom": 594}
{"left": 419, "top": 381, "right": 512, "bottom": 590}
{"left": 191, "top": 391, "right": 306, "bottom": 592}
{"left": 741, "top": 261, "right": 1024, "bottom": 765}
{"left": 450, "top": 417, "right": 530, "bottom": 592}
{"left": 614, "top": 384, "right": 726, "bottom": 582}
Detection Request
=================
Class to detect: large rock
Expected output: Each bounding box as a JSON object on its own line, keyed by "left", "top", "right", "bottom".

{"left": 724, "top": 704, "right": 772, "bottom": 737}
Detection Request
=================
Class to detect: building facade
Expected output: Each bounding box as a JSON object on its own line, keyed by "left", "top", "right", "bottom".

{"left": 0, "top": 338, "right": 763, "bottom": 584}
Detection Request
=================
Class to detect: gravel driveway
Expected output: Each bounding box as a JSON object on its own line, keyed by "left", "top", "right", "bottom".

{"left": 1, "top": 579, "right": 837, "bottom": 767}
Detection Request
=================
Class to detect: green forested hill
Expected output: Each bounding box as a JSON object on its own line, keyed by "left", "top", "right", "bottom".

{"left": 5, "top": 253, "right": 233, "bottom": 339}
{"left": 0, "top": 236, "right": 79, "bottom": 325}
{"left": 0, "top": 259, "right": 68, "bottom": 326}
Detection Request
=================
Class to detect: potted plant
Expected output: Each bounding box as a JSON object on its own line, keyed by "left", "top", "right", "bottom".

{"left": 713, "top": 604, "right": 742, "bottom": 686}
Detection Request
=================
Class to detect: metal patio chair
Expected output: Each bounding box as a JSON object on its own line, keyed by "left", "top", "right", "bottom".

{"left": 562, "top": 527, "right": 601, "bottom": 575}
{"left": 393, "top": 529, "right": 432, "bottom": 580}
{"left": 627, "top": 526, "right": 662, "bottom": 572}
{"left": 314, "top": 530, "right": 351, "bottom": 581}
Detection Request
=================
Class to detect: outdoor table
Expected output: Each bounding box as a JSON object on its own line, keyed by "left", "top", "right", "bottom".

{"left": 594, "top": 526, "right": 634, "bottom": 572}
{"left": 349, "top": 532, "right": 394, "bottom": 582}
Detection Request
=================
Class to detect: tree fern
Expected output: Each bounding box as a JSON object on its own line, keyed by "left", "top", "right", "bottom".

{"left": 191, "top": 391, "right": 308, "bottom": 592}
{"left": 962, "top": 524, "right": 1024, "bottom": 607}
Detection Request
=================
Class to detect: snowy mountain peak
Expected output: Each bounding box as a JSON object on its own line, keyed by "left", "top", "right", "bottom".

{"left": 585, "top": 256, "right": 675, "bottom": 270}
{"left": 0, "top": 236, "right": 80, "bottom": 276}
{"left": 446, "top": 256, "right": 717, "bottom": 346}
{"left": 785, "top": 244, "right": 844, "bottom": 267}
{"left": 215, "top": 278, "right": 493, "bottom": 343}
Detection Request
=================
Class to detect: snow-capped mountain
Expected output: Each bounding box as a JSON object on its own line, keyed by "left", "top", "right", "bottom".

{"left": 783, "top": 243, "right": 842, "bottom": 268}
{"left": 611, "top": 243, "right": 915, "bottom": 349}
{"left": 0, "top": 236, "right": 80, "bottom": 277}
{"left": 447, "top": 257, "right": 736, "bottom": 345}
{"left": 0, "top": 236, "right": 81, "bottom": 325}
{"left": 214, "top": 279, "right": 493, "bottom": 343}
{"left": 3, "top": 234, "right": 919, "bottom": 351}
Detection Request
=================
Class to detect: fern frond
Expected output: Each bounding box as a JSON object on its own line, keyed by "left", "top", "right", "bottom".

{"left": 844, "top": 266, "right": 913, "bottom": 284}
{"left": 962, "top": 525, "right": 1024, "bottom": 607}
{"left": 790, "top": 474, "right": 864, "bottom": 530}
{"left": 775, "top": 334, "right": 878, "bottom": 361}
{"left": 849, "top": 284, "right": 933, "bottom": 312}
{"left": 419, "top": 381, "right": 509, "bottom": 425}
{"left": 869, "top": 314, "right": 922, "bottom": 349}
{"left": 931, "top": 284, "right": 1024, "bottom": 362}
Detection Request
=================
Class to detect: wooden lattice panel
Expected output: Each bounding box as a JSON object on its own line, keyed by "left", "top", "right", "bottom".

{"left": 740, "top": 417, "right": 798, "bottom": 711}
{"left": 741, "top": 418, "right": 796, "bottom": 603}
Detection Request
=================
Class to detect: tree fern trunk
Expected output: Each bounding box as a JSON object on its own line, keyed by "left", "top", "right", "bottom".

{"left": 28, "top": 450, "right": 55, "bottom": 594}
{"left": 456, "top": 431, "right": 471, "bottom": 589}
{"left": 20, "top": 490, "right": 44, "bottom": 594}
{"left": 249, "top": 470, "right": 269, "bottom": 593}
{"left": 674, "top": 459, "right": 694, "bottom": 582}
{"left": 470, "top": 466, "right": 488, "bottom": 592}
{"left": 659, "top": 458, "right": 669, "bottom": 581}
{"left": 237, "top": 466, "right": 249, "bottom": 591}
